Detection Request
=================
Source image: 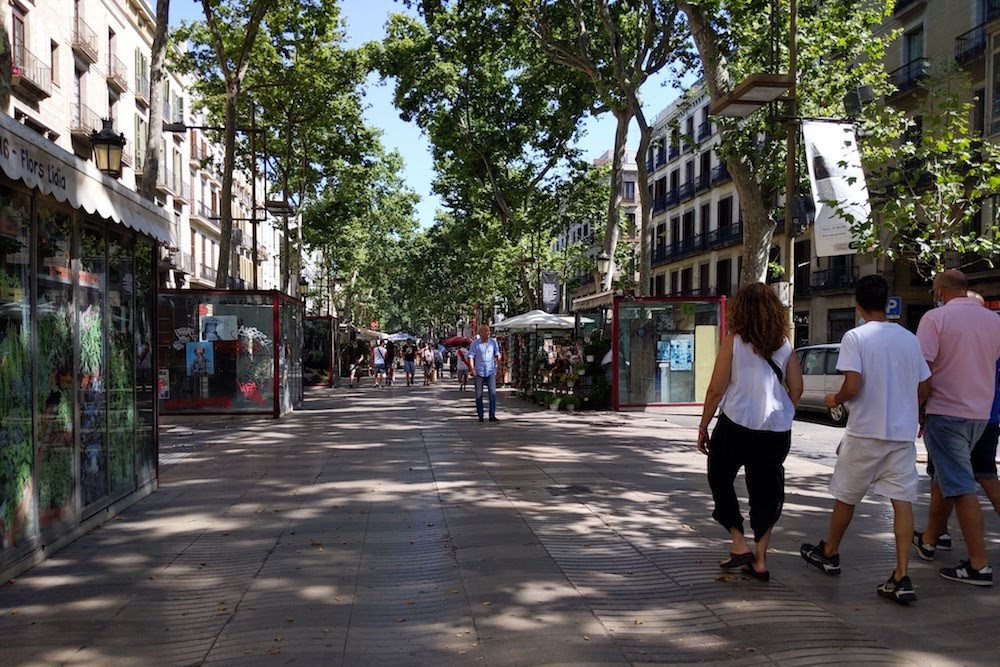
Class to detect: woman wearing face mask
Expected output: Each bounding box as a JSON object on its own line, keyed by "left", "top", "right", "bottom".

{"left": 696, "top": 283, "right": 804, "bottom": 580}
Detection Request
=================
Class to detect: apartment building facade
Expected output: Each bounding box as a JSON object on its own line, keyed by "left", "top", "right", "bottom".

{"left": 4, "top": 0, "right": 281, "bottom": 292}
{"left": 557, "top": 148, "right": 641, "bottom": 312}
{"left": 645, "top": 0, "right": 1000, "bottom": 346}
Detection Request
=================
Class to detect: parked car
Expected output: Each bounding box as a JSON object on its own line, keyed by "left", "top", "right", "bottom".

{"left": 795, "top": 343, "right": 848, "bottom": 426}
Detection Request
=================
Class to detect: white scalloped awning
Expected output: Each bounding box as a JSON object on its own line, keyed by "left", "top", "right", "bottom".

{"left": 0, "top": 113, "right": 172, "bottom": 243}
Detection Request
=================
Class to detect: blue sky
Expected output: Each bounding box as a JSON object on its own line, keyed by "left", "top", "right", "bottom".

{"left": 169, "top": 0, "right": 682, "bottom": 228}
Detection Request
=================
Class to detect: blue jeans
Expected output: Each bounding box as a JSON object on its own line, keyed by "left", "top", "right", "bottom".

{"left": 924, "top": 414, "right": 988, "bottom": 498}
{"left": 474, "top": 373, "right": 497, "bottom": 419}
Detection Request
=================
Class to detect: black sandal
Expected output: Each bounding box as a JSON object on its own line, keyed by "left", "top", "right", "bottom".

{"left": 740, "top": 564, "right": 770, "bottom": 581}
{"left": 719, "top": 552, "right": 755, "bottom": 569}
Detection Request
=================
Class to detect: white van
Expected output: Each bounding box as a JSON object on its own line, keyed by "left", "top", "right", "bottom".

{"left": 795, "top": 344, "right": 848, "bottom": 425}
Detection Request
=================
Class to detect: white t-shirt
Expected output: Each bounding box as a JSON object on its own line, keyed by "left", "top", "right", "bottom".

{"left": 837, "top": 321, "right": 931, "bottom": 441}
{"left": 456, "top": 347, "right": 470, "bottom": 371}
{"left": 373, "top": 345, "right": 387, "bottom": 366}
{"left": 720, "top": 335, "right": 795, "bottom": 432}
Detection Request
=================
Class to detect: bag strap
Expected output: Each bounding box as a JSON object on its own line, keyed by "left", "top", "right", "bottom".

{"left": 765, "top": 356, "right": 784, "bottom": 384}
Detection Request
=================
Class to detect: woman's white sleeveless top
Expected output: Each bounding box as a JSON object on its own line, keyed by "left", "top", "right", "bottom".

{"left": 719, "top": 334, "right": 795, "bottom": 432}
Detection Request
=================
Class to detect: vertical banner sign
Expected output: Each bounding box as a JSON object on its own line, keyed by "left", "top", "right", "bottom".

{"left": 802, "top": 120, "right": 870, "bottom": 257}
{"left": 540, "top": 271, "right": 560, "bottom": 313}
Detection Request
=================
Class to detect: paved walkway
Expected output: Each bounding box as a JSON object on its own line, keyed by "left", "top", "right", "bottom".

{"left": 1, "top": 382, "right": 998, "bottom": 666}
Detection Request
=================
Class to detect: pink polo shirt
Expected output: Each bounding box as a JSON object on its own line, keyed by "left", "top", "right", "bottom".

{"left": 916, "top": 297, "right": 1000, "bottom": 420}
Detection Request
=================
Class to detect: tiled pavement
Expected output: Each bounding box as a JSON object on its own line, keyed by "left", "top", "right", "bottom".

{"left": 2, "top": 383, "right": 999, "bottom": 666}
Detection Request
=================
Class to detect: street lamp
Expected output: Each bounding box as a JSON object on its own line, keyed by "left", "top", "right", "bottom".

{"left": 710, "top": 0, "right": 798, "bottom": 338}
{"left": 90, "top": 118, "right": 126, "bottom": 178}
{"left": 596, "top": 250, "right": 611, "bottom": 278}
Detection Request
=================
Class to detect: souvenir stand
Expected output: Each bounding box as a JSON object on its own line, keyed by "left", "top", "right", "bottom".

{"left": 494, "top": 310, "right": 579, "bottom": 406}
{"left": 157, "top": 290, "right": 304, "bottom": 417}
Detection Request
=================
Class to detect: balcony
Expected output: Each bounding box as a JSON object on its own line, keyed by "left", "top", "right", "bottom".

{"left": 707, "top": 221, "right": 743, "bottom": 248}
{"left": 232, "top": 228, "right": 245, "bottom": 248}
{"left": 694, "top": 172, "right": 710, "bottom": 193}
{"left": 677, "top": 234, "right": 706, "bottom": 258}
{"left": 892, "top": 0, "right": 926, "bottom": 16}
{"left": 665, "top": 189, "right": 680, "bottom": 210}
{"left": 12, "top": 46, "right": 52, "bottom": 101}
{"left": 888, "top": 58, "right": 928, "bottom": 97}
{"left": 651, "top": 244, "right": 677, "bottom": 267}
{"left": 71, "top": 17, "right": 99, "bottom": 64}
{"left": 652, "top": 194, "right": 667, "bottom": 213}
{"left": 156, "top": 166, "right": 178, "bottom": 195}
{"left": 655, "top": 150, "right": 667, "bottom": 168}
{"left": 173, "top": 179, "right": 190, "bottom": 203}
{"left": 678, "top": 182, "right": 694, "bottom": 202}
{"left": 668, "top": 146, "right": 680, "bottom": 160}
{"left": 697, "top": 121, "right": 712, "bottom": 141}
{"left": 69, "top": 103, "right": 102, "bottom": 141}
{"left": 107, "top": 54, "right": 128, "bottom": 93}
{"left": 180, "top": 252, "right": 194, "bottom": 274}
{"left": 710, "top": 164, "right": 731, "bottom": 185}
{"left": 955, "top": 24, "right": 987, "bottom": 65}
{"left": 200, "top": 265, "right": 218, "bottom": 282}
{"left": 135, "top": 74, "right": 150, "bottom": 107}
{"left": 810, "top": 266, "right": 859, "bottom": 292}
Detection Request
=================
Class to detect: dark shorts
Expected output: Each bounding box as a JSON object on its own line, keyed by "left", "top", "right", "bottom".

{"left": 927, "top": 421, "right": 999, "bottom": 480}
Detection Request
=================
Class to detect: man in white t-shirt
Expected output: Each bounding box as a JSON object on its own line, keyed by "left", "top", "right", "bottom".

{"left": 371, "top": 341, "right": 388, "bottom": 388}
{"left": 455, "top": 345, "right": 470, "bottom": 391}
{"left": 801, "top": 275, "right": 931, "bottom": 604}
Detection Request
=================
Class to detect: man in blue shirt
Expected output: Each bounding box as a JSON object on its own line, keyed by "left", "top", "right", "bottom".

{"left": 467, "top": 323, "right": 501, "bottom": 422}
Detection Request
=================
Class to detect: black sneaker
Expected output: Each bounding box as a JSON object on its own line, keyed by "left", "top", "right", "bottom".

{"left": 911, "top": 531, "right": 935, "bottom": 561}
{"left": 938, "top": 532, "right": 952, "bottom": 551}
{"left": 877, "top": 572, "right": 917, "bottom": 604}
{"left": 800, "top": 541, "right": 841, "bottom": 576}
{"left": 939, "top": 560, "right": 993, "bottom": 586}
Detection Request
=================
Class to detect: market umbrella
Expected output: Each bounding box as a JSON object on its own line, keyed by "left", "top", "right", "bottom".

{"left": 443, "top": 335, "right": 472, "bottom": 347}
{"left": 494, "top": 309, "right": 575, "bottom": 331}
{"left": 387, "top": 331, "right": 417, "bottom": 341}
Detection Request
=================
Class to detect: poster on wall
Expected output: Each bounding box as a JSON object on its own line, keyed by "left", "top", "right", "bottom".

{"left": 656, "top": 340, "right": 671, "bottom": 363}
{"left": 201, "top": 315, "right": 238, "bottom": 341}
{"left": 186, "top": 341, "right": 215, "bottom": 376}
{"left": 669, "top": 335, "right": 694, "bottom": 371}
{"left": 802, "top": 120, "right": 869, "bottom": 257}
{"left": 158, "top": 369, "right": 170, "bottom": 399}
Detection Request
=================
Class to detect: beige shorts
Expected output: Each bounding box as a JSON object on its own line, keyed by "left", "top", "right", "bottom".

{"left": 829, "top": 434, "right": 918, "bottom": 505}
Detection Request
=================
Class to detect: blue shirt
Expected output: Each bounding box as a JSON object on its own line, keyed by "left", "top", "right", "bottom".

{"left": 468, "top": 337, "right": 500, "bottom": 377}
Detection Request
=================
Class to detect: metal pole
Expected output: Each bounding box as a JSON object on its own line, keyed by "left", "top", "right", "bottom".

{"left": 784, "top": 0, "right": 798, "bottom": 343}
{"left": 251, "top": 105, "right": 259, "bottom": 289}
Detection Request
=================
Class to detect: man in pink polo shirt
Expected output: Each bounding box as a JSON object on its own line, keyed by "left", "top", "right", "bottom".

{"left": 915, "top": 269, "right": 1000, "bottom": 586}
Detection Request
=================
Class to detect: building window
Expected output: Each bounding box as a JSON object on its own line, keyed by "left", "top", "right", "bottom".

{"left": 50, "top": 40, "right": 59, "bottom": 87}
{"left": 904, "top": 25, "right": 924, "bottom": 65}
{"left": 622, "top": 180, "right": 635, "bottom": 201}
{"left": 992, "top": 36, "right": 1000, "bottom": 135}
{"left": 828, "top": 308, "right": 856, "bottom": 343}
{"left": 12, "top": 9, "right": 25, "bottom": 63}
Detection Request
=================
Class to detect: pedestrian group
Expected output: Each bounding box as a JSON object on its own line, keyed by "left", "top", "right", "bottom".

{"left": 698, "top": 270, "right": 1000, "bottom": 603}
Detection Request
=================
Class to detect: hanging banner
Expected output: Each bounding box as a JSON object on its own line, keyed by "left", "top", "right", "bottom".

{"left": 540, "top": 271, "right": 560, "bottom": 313}
{"left": 802, "top": 120, "right": 869, "bottom": 257}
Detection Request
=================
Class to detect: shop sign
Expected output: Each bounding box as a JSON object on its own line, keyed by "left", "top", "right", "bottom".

{"left": 0, "top": 130, "right": 68, "bottom": 199}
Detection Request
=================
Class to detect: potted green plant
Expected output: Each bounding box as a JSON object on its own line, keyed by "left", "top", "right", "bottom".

{"left": 563, "top": 395, "right": 580, "bottom": 413}
{"left": 548, "top": 394, "right": 561, "bottom": 411}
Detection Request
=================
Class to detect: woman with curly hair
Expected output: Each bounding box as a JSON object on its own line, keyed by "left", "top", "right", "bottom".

{"left": 696, "top": 282, "right": 804, "bottom": 581}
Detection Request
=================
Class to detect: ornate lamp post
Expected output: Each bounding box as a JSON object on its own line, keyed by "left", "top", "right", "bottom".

{"left": 90, "top": 118, "right": 126, "bottom": 178}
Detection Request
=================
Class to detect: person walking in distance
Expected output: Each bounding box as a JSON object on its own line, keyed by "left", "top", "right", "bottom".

{"left": 348, "top": 342, "right": 366, "bottom": 389}
{"left": 468, "top": 323, "right": 502, "bottom": 422}
{"left": 384, "top": 340, "right": 397, "bottom": 387}
{"left": 456, "top": 342, "right": 471, "bottom": 391}
{"left": 696, "top": 284, "right": 803, "bottom": 581}
{"left": 421, "top": 343, "right": 435, "bottom": 386}
{"left": 371, "top": 339, "right": 388, "bottom": 388}
{"left": 402, "top": 340, "right": 417, "bottom": 386}
{"left": 913, "top": 271, "right": 1000, "bottom": 586}
{"left": 800, "top": 276, "right": 931, "bottom": 604}
{"left": 920, "top": 292, "right": 1000, "bottom": 552}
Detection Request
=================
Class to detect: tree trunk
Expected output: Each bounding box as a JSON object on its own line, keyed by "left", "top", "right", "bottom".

{"left": 140, "top": 0, "right": 169, "bottom": 202}
{"left": 632, "top": 109, "right": 654, "bottom": 296}
{"left": 600, "top": 109, "right": 632, "bottom": 291}
{"left": 680, "top": 0, "right": 773, "bottom": 286}
{"left": 215, "top": 92, "right": 239, "bottom": 288}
